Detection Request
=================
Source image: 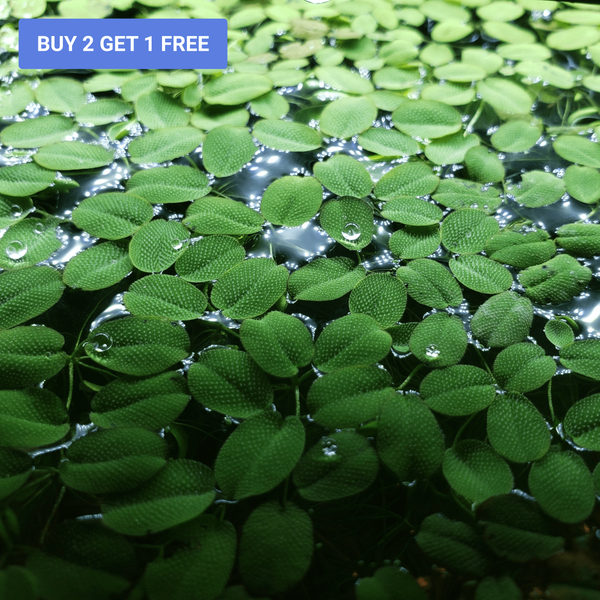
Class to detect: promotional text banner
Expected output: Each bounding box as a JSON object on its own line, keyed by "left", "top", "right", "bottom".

{"left": 19, "top": 19, "right": 228, "bottom": 69}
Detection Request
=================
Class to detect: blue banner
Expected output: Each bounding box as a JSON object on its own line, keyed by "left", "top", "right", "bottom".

{"left": 19, "top": 19, "right": 228, "bottom": 69}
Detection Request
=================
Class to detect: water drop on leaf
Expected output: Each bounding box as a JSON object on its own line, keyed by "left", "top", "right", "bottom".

{"left": 90, "top": 332, "right": 113, "bottom": 353}
{"left": 425, "top": 344, "right": 440, "bottom": 359}
{"left": 5, "top": 240, "right": 27, "bottom": 260}
{"left": 342, "top": 222, "right": 361, "bottom": 241}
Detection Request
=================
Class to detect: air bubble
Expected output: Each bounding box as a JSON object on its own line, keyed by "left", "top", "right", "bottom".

{"left": 89, "top": 332, "right": 113, "bottom": 353}
{"left": 425, "top": 344, "right": 440, "bottom": 359}
{"left": 341, "top": 222, "right": 361, "bottom": 242}
{"left": 5, "top": 241, "right": 27, "bottom": 260}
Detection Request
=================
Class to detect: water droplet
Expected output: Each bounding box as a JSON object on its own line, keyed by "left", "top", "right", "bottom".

{"left": 341, "top": 222, "right": 361, "bottom": 242}
{"left": 5, "top": 241, "right": 27, "bottom": 260}
{"left": 45, "top": 351, "right": 52, "bottom": 358}
{"left": 171, "top": 239, "right": 184, "bottom": 251}
{"left": 425, "top": 344, "right": 440, "bottom": 359}
{"left": 10, "top": 204, "right": 22, "bottom": 219}
{"left": 90, "top": 332, "right": 113, "bottom": 353}
{"left": 33, "top": 222, "right": 45, "bottom": 235}
{"left": 466, "top": 232, "right": 472, "bottom": 238}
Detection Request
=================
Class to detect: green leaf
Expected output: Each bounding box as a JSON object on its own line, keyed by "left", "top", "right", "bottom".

{"left": 380, "top": 39, "right": 419, "bottom": 66}
{"left": 239, "top": 501, "right": 312, "bottom": 596}
{"left": 26, "top": 522, "right": 133, "bottom": 600}
{"left": 253, "top": 119, "right": 322, "bottom": 152}
{"left": 441, "top": 208, "right": 499, "bottom": 254}
{"left": 126, "top": 165, "right": 210, "bottom": 204}
{"left": 547, "top": 25, "right": 600, "bottom": 50}
{"left": 0, "top": 266, "right": 64, "bottom": 330}
{"left": 420, "top": 365, "right": 496, "bottom": 416}
{"left": 288, "top": 257, "right": 365, "bottom": 301}
{"left": 0, "top": 81, "right": 34, "bottom": 118}
{"left": 135, "top": 91, "right": 189, "bottom": 129}
{"left": 145, "top": 516, "right": 235, "bottom": 600}
{"left": 0, "top": 115, "right": 78, "bottom": 149}
{"left": 35, "top": 77, "right": 86, "bottom": 113}
{"left": 519, "top": 255, "right": 591, "bottom": 304}
{"left": 240, "top": 312, "right": 313, "bottom": 378}
{"left": 561, "top": 340, "right": 600, "bottom": 380}
{"left": 0, "top": 217, "right": 62, "bottom": 270}
{"left": 477, "top": 494, "right": 564, "bottom": 562}
{"left": 250, "top": 91, "right": 289, "bottom": 120}
{"left": 416, "top": 514, "right": 490, "bottom": 577}
{"left": 72, "top": 192, "right": 153, "bottom": 240}
{"left": 424, "top": 132, "right": 480, "bottom": 165}
{"left": 528, "top": 448, "right": 594, "bottom": 524}
{"left": 63, "top": 240, "right": 133, "bottom": 291}
{"left": 490, "top": 120, "right": 542, "bottom": 153}
{"left": 356, "top": 566, "right": 427, "bottom": 600}
{"left": 0, "top": 326, "right": 67, "bottom": 389}
{"left": 293, "top": 431, "right": 378, "bottom": 501}
{"left": 76, "top": 99, "right": 132, "bottom": 126}
{"left": 313, "top": 313, "right": 392, "bottom": 373}
{"left": 545, "top": 319, "right": 575, "bottom": 349}
{"left": 392, "top": 100, "right": 462, "bottom": 139}
{"left": 60, "top": 428, "right": 168, "bottom": 494}
{"left": 564, "top": 394, "right": 600, "bottom": 450}
{"left": 494, "top": 343, "right": 556, "bottom": 393}
{"left": 443, "top": 440, "right": 513, "bottom": 503}
{"left": 509, "top": 170, "right": 566, "bottom": 208}
{"left": 555, "top": 223, "right": 600, "bottom": 257}
{"left": 475, "top": 576, "right": 521, "bottom": 600}
{"left": 202, "top": 125, "right": 257, "bottom": 177}
{"left": 307, "top": 366, "right": 394, "bottom": 429}
{"left": 476, "top": 78, "right": 533, "bottom": 115}
{"left": 357, "top": 127, "right": 419, "bottom": 157}
{"left": 85, "top": 317, "right": 190, "bottom": 376}
{"left": 128, "top": 127, "right": 204, "bottom": 164}
{"left": 389, "top": 225, "right": 440, "bottom": 259}
{"left": 0, "top": 195, "right": 33, "bottom": 230}
{"left": 553, "top": 135, "right": 600, "bottom": 169}
{"left": 462, "top": 48, "right": 505, "bottom": 74}
{"left": 188, "top": 348, "right": 273, "bottom": 417}
{"left": 211, "top": 258, "right": 288, "bottom": 319}
{"left": 381, "top": 197, "right": 443, "bottom": 226}
{"left": 378, "top": 394, "right": 445, "bottom": 481}
{"left": 487, "top": 393, "right": 551, "bottom": 462}
{"left": 485, "top": 229, "right": 555, "bottom": 269}
{"left": 175, "top": 235, "right": 245, "bottom": 282}
{"left": 410, "top": 312, "right": 467, "bottom": 368}
{"left": 471, "top": 291, "right": 533, "bottom": 348}
{"left": 432, "top": 178, "right": 501, "bottom": 212}
{"left": 184, "top": 197, "right": 264, "bottom": 235}
{"left": 313, "top": 154, "right": 373, "bottom": 198}
{"left": 0, "top": 439, "right": 32, "bottom": 500}
{"left": 259, "top": 175, "right": 323, "bottom": 227}
{"left": 203, "top": 73, "right": 273, "bottom": 105}
{"left": 314, "top": 66, "right": 373, "bottom": 94}
{"left": 372, "top": 67, "right": 422, "bottom": 90}
{"left": 397, "top": 258, "right": 463, "bottom": 308}
{"left": 103, "top": 459, "right": 215, "bottom": 536}
{"left": 496, "top": 42, "right": 552, "bottom": 61}
{"left": 91, "top": 371, "right": 189, "bottom": 430}
{"left": 319, "top": 96, "right": 377, "bottom": 139}
{"left": 464, "top": 147, "right": 505, "bottom": 183}
{"left": 0, "top": 388, "right": 68, "bottom": 447}
{"left": 348, "top": 273, "right": 406, "bottom": 328}
{"left": 33, "top": 142, "right": 114, "bottom": 171}
{"left": 129, "top": 219, "right": 190, "bottom": 273}
{"left": 191, "top": 105, "right": 249, "bottom": 130}
{"left": 84, "top": 72, "right": 138, "bottom": 93}
{"left": 374, "top": 162, "right": 439, "bottom": 200}
{"left": 320, "top": 196, "right": 374, "bottom": 250}
{"left": 387, "top": 322, "right": 419, "bottom": 353}
{"left": 563, "top": 165, "right": 600, "bottom": 204}
{"left": 215, "top": 411, "right": 304, "bottom": 499}
{"left": 421, "top": 82, "right": 476, "bottom": 106}
{"left": 449, "top": 255, "right": 513, "bottom": 294}
{"left": 124, "top": 275, "right": 207, "bottom": 320}
{"left": 433, "top": 62, "right": 487, "bottom": 82}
